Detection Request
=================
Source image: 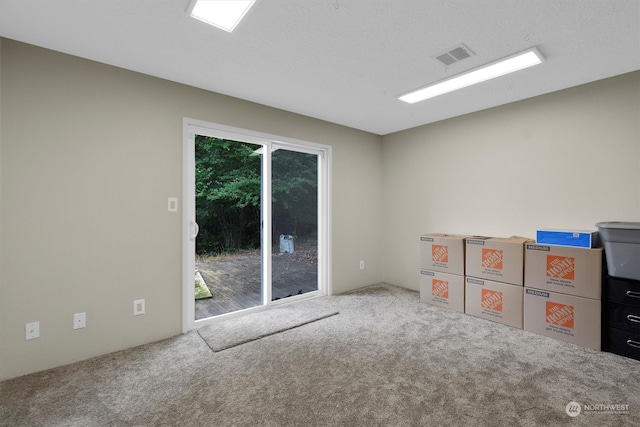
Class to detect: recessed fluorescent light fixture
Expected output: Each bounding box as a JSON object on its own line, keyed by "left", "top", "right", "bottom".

{"left": 398, "top": 47, "right": 544, "bottom": 104}
{"left": 189, "top": 0, "right": 256, "bottom": 32}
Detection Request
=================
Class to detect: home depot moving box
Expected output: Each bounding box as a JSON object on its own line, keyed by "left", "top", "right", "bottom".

{"left": 420, "top": 234, "right": 469, "bottom": 276}
{"left": 524, "top": 287, "right": 601, "bottom": 350}
{"left": 420, "top": 269, "right": 465, "bottom": 313}
{"left": 465, "top": 277, "right": 523, "bottom": 329}
{"left": 465, "top": 236, "right": 532, "bottom": 286}
{"left": 524, "top": 244, "right": 603, "bottom": 300}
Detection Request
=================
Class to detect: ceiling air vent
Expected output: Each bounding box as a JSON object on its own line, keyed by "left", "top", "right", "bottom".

{"left": 434, "top": 44, "right": 475, "bottom": 66}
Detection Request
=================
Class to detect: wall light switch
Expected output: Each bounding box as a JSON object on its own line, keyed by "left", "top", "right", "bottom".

{"left": 168, "top": 198, "right": 178, "bottom": 212}
{"left": 134, "top": 299, "right": 145, "bottom": 316}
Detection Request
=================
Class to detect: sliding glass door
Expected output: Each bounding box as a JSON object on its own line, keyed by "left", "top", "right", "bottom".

{"left": 194, "top": 136, "right": 264, "bottom": 319}
{"left": 183, "top": 119, "right": 330, "bottom": 331}
{"left": 271, "top": 148, "right": 319, "bottom": 300}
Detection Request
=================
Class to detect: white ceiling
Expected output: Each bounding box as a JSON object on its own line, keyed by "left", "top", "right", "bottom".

{"left": 1, "top": 0, "right": 639, "bottom": 135}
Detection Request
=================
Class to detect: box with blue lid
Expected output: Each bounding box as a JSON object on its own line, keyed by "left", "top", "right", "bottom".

{"left": 536, "top": 229, "right": 599, "bottom": 248}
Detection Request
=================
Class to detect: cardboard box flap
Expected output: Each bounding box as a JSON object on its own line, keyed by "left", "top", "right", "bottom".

{"left": 467, "top": 236, "right": 533, "bottom": 245}
{"left": 422, "top": 233, "right": 471, "bottom": 239}
{"left": 509, "top": 236, "right": 534, "bottom": 242}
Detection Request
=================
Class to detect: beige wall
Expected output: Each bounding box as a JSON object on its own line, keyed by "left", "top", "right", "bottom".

{"left": 382, "top": 71, "right": 640, "bottom": 290}
{"left": 0, "top": 39, "right": 384, "bottom": 380}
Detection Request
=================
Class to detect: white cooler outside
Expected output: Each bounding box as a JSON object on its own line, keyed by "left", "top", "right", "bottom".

{"left": 279, "top": 234, "right": 294, "bottom": 253}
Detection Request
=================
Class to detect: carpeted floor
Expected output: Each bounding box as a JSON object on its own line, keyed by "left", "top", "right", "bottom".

{"left": 1, "top": 283, "right": 638, "bottom": 426}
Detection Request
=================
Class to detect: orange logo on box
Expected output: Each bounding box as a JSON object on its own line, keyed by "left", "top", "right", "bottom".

{"left": 432, "top": 245, "right": 448, "bottom": 263}
{"left": 481, "top": 289, "right": 503, "bottom": 312}
{"left": 482, "top": 248, "right": 503, "bottom": 270}
{"left": 432, "top": 279, "right": 449, "bottom": 299}
{"left": 546, "top": 255, "right": 575, "bottom": 280}
{"left": 546, "top": 301, "right": 574, "bottom": 329}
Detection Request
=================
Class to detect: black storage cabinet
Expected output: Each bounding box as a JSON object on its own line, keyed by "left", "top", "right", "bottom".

{"left": 603, "top": 275, "right": 640, "bottom": 361}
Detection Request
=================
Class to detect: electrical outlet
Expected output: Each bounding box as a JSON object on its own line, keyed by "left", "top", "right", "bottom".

{"left": 73, "top": 312, "right": 86, "bottom": 329}
{"left": 133, "top": 299, "right": 145, "bottom": 316}
{"left": 360, "top": 260, "right": 365, "bottom": 270}
{"left": 26, "top": 321, "right": 40, "bottom": 340}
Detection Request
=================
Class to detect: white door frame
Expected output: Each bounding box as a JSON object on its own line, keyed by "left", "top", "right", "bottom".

{"left": 182, "top": 118, "right": 332, "bottom": 333}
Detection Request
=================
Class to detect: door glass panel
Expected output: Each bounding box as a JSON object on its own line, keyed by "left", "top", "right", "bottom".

{"left": 271, "top": 149, "right": 318, "bottom": 300}
{"left": 194, "top": 136, "right": 263, "bottom": 319}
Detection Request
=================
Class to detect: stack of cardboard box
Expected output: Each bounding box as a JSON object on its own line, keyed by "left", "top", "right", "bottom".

{"left": 419, "top": 234, "right": 468, "bottom": 313}
{"left": 464, "top": 236, "right": 532, "bottom": 329}
{"left": 523, "top": 231, "right": 603, "bottom": 351}
{"left": 419, "top": 230, "right": 603, "bottom": 351}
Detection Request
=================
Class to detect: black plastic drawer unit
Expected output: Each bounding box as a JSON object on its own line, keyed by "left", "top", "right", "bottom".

{"left": 604, "top": 327, "right": 640, "bottom": 360}
{"left": 606, "top": 276, "right": 640, "bottom": 306}
{"left": 605, "top": 302, "right": 640, "bottom": 332}
{"left": 603, "top": 276, "right": 640, "bottom": 361}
